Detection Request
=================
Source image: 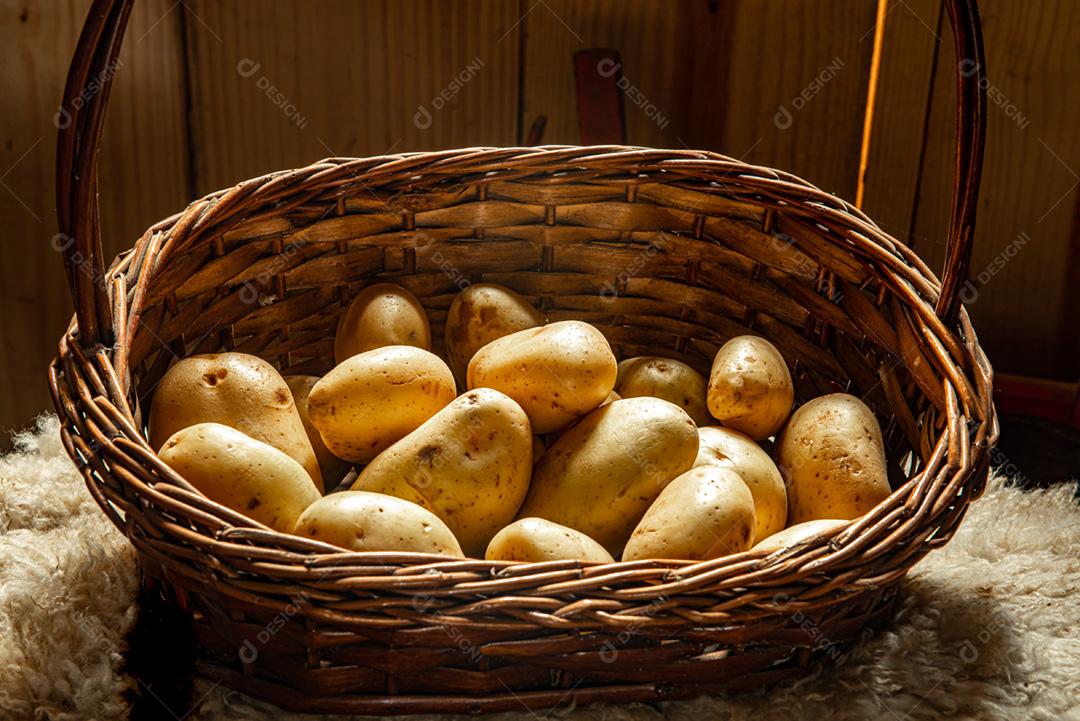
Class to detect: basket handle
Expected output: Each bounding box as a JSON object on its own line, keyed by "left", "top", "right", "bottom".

{"left": 55, "top": 0, "right": 987, "bottom": 346}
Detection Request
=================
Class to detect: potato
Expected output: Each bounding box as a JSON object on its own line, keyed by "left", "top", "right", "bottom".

{"left": 542, "top": 389, "right": 620, "bottom": 447}
{"left": 335, "top": 282, "right": 430, "bottom": 363}
{"left": 751, "top": 519, "right": 848, "bottom": 553}
{"left": 707, "top": 335, "right": 794, "bottom": 440}
{"left": 486, "top": 518, "right": 613, "bottom": 563}
{"left": 158, "top": 423, "right": 320, "bottom": 532}
{"left": 467, "top": 320, "right": 617, "bottom": 434}
{"left": 294, "top": 491, "right": 463, "bottom": 557}
{"left": 777, "top": 393, "right": 892, "bottom": 523}
{"left": 445, "top": 283, "right": 544, "bottom": 384}
{"left": 149, "top": 352, "right": 323, "bottom": 491}
{"left": 622, "top": 466, "right": 755, "bottom": 561}
{"left": 616, "top": 356, "right": 711, "bottom": 425}
{"left": 352, "top": 388, "right": 532, "bottom": 556}
{"left": 308, "top": 346, "right": 455, "bottom": 463}
{"left": 694, "top": 426, "right": 787, "bottom": 542}
{"left": 285, "top": 375, "right": 352, "bottom": 487}
{"left": 518, "top": 397, "right": 698, "bottom": 555}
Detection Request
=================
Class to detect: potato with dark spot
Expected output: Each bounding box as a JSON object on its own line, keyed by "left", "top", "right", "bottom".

{"left": 308, "top": 346, "right": 455, "bottom": 464}
{"left": 707, "top": 335, "right": 794, "bottom": 440}
{"left": 149, "top": 352, "right": 323, "bottom": 491}
{"left": 518, "top": 397, "right": 699, "bottom": 556}
{"left": 284, "top": 375, "right": 353, "bottom": 487}
{"left": 445, "top": 283, "right": 544, "bottom": 384}
{"left": 616, "top": 356, "right": 711, "bottom": 425}
{"left": 467, "top": 320, "right": 617, "bottom": 434}
{"left": 751, "top": 518, "right": 848, "bottom": 553}
{"left": 294, "top": 491, "right": 463, "bottom": 557}
{"left": 622, "top": 466, "right": 756, "bottom": 561}
{"left": 158, "top": 423, "right": 320, "bottom": 532}
{"left": 694, "top": 426, "right": 787, "bottom": 542}
{"left": 486, "top": 518, "right": 613, "bottom": 563}
{"left": 352, "top": 388, "right": 532, "bottom": 556}
{"left": 335, "top": 282, "right": 431, "bottom": 363}
{"left": 777, "top": 393, "right": 892, "bottom": 523}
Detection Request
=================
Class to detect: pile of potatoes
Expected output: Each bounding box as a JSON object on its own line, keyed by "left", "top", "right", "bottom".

{"left": 149, "top": 282, "right": 894, "bottom": 563}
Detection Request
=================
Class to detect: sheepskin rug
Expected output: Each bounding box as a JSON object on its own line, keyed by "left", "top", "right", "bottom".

{"left": 2, "top": 415, "right": 1078, "bottom": 721}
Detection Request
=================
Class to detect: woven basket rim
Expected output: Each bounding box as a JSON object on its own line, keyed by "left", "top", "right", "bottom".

{"left": 52, "top": 145, "right": 997, "bottom": 615}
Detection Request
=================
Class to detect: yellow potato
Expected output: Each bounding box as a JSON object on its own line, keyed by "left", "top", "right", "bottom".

{"left": 445, "top": 283, "right": 544, "bottom": 384}
{"left": 777, "top": 393, "right": 892, "bottom": 523}
{"left": 158, "top": 423, "right": 320, "bottom": 532}
{"left": 622, "top": 466, "right": 755, "bottom": 561}
{"left": 352, "top": 388, "right": 533, "bottom": 556}
{"left": 308, "top": 346, "right": 455, "bottom": 463}
{"left": 467, "top": 320, "right": 617, "bottom": 434}
{"left": 149, "top": 352, "right": 323, "bottom": 491}
{"left": 294, "top": 491, "right": 463, "bottom": 557}
{"left": 694, "top": 426, "right": 787, "bottom": 542}
{"left": 542, "top": 390, "right": 620, "bottom": 447}
{"left": 285, "top": 375, "right": 352, "bottom": 487}
{"left": 335, "top": 282, "right": 431, "bottom": 363}
{"left": 616, "top": 356, "right": 711, "bottom": 425}
{"left": 486, "top": 518, "right": 613, "bottom": 563}
{"left": 518, "top": 397, "right": 699, "bottom": 555}
{"left": 751, "top": 519, "right": 848, "bottom": 553}
{"left": 707, "top": 335, "right": 794, "bottom": 440}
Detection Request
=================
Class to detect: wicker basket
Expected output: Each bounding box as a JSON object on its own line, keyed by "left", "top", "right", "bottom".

{"left": 51, "top": 0, "right": 997, "bottom": 714}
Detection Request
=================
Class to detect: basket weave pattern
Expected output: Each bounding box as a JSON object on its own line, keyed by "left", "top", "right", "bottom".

{"left": 50, "top": 0, "right": 996, "bottom": 714}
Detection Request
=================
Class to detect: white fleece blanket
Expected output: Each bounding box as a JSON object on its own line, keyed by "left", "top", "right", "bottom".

{"left": 1, "top": 415, "right": 1078, "bottom": 721}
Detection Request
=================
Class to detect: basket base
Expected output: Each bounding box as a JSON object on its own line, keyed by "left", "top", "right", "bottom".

{"left": 193, "top": 613, "right": 899, "bottom": 716}
{"left": 130, "top": 567, "right": 900, "bottom": 716}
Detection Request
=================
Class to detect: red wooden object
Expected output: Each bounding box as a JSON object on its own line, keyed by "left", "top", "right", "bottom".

{"left": 574, "top": 48, "right": 626, "bottom": 144}
{"left": 995, "top": 373, "right": 1080, "bottom": 428}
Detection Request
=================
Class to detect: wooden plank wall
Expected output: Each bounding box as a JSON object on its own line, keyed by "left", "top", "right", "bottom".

{"left": 184, "top": 0, "right": 521, "bottom": 193}
{"left": 2, "top": 0, "right": 1077, "bottom": 443}
{"left": 907, "top": 0, "right": 1080, "bottom": 379}
{"left": 522, "top": 0, "right": 876, "bottom": 197}
{"left": 0, "top": 0, "right": 190, "bottom": 445}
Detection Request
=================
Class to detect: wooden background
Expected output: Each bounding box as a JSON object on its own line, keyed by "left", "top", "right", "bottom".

{"left": 2, "top": 0, "right": 1077, "bottom": 443}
